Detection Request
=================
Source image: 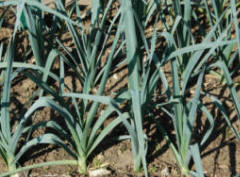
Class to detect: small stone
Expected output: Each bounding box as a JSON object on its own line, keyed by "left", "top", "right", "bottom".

{"left": 161, "top": 167, "right": 170, "bottom": 177}
{"left": 143, "top": 55, "right": 147, "bottom": 63}
{"left": 97, "top": 153, "right": 104, "bottom": 161}
{"left": 89, "top": 168, "right": 111, "bottom": 177}
{"left": 113, "top": 74, "right": 118, "bottom": 80}
{"left": 11, "top": 174, "right": 20, "bottom": 177}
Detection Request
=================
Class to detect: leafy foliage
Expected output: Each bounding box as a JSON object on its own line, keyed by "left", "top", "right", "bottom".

{"left": 0, "top": 0, "right": 240, "bottom": 177}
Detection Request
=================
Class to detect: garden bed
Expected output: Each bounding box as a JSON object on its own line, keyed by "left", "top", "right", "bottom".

{"left": 0, "top": 1, "right": 240, "bottom": 177}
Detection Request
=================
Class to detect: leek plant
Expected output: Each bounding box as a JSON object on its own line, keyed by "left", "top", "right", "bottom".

{"left": 16, "top": 0, "right": 130, "bottom": 174}
{"left": 151, "top": 0, "right": 237, "bottom": 176}
{"left": 26, "top": 1, "right": 158, "bottom": 175}
{"left": 119, "top": 0, "right": 163, "bottom": 175}
{"left": 0, "top": 35, "right": 73, "bottom": 177}
{"left": 184, "top": 0, "right": 240, "bottom": 151}
{"left": 120, "top": 0, "right": 145, "bottom": 172}
{"left": 0, "top": 35, "right": 18, "bottom": 176}
{"left": 0, "top": 13, "right": 80, "bottom": 176}
{"left": 0, "top": 49, "right": 85, "bottom": 177}
{"left": 205, "top": 0, "right": 240, "bottom": 152}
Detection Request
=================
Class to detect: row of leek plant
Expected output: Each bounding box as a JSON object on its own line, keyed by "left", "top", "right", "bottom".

{"left": 1, "top": 0, "right": 240, "bottom": 177}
